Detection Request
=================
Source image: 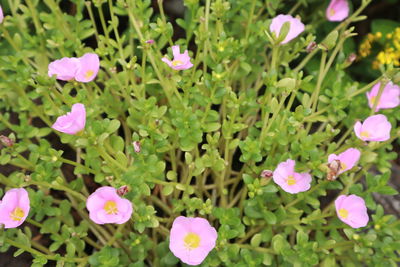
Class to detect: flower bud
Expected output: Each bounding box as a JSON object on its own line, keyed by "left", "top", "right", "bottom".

{"left": 306, "top": 41, "right": 317, "bottom": 53}
{"left": 0, "top": 135, "right": 14, "bottom": 147}
{"left": 260, "top": 170, "right": 273, "bottom": 178}
{"left": 117, "top": 185, "right": 129, "bottom": 196}
{"left": 133, "top": 141, "right": 141, "bottom": 153}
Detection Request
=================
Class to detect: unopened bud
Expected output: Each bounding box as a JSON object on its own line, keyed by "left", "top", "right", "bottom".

{"left": 347, "top": 53, "right": 357, "bottom": 64}
{"left": 117, "top": 185, "right": 129, "bottom": 196}
{"left": 133, "top": 141, "right": 141, "bottom": 153}
{"left": 0, "top": 135, "right": 14, "bottom": 147}
{"left": 260, "top": 170, "right": 273, "bottom": 178}
{"left": 306, "top": 41, "right": 317, "bottom": 53}
{"left": 145, "top": 39, "right": 154, "bottom": 44}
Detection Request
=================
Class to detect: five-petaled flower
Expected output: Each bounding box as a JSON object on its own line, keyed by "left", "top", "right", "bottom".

{"left": 335, "top": 194, "right": 369, "bottom": 228}
{"left": 0, "top": 188, "right": 30, "bottom": 229}
{"left": 366, "top": 81, "right": 400, "bottom": 112}
{"left": 273, "top": 159, "right": 312, "bottom": 194}
{"left": 86, "top": 186, "right": 133, "bottom": 224}
{"left": 169, "top": 216, "right": 217, "bottom": 266}
{"left": 326, "top": 0, "right": 349, "bottom": 22}
{"left": 48, "top": 53, "right": 100, "bottom": 82}
{"left": 52, "top": 103, "right": 86, "bottom": 135}
{"left": 162, "top": 45, "right": 193, "bottom": 70}
{"left": 328, "top": 148, "right": 361, "bottom": 175}
{"left": 354, "top": 114, "right": 391, "bottom": 142}
{"left": 269, "top": 14, "right": 305, "bottom": 44}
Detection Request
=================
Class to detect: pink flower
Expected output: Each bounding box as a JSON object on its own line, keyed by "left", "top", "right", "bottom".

{"left": 272, "top": 159, "right": 311, "bottom": 194}
{"left": 86, "top": 186, "right": 133, "bottom": 225}
{"left": 145, "top": 39, "right": 155, "bottom": 44}
{"left": 0, "top": 188, "right": 30, "bottom": 229}
{"left": 354, "top": 114, "right": 391, "bottom": 142}
{"left": 326, "top": 0, "right": 349, "bottom": 22}
{"left": 169, "top": 216, "right": 217, "bottom": 266}
{"left": 52, "top": 103, "right": 86, "bottom": 135}
{"left": 366, "top": 81, "right": 400, "bottom": 111}
{"left": 75, "top": 53, "right": 100, "bottom": 83}
{"left": 335, "top": 195, "right": 369, "bottom": 228}
{"left": 328, "top": 148, "right": 361, "bottom": 175}
{"left": 48, "top": 53, "right": 100, "bottom": 82}
{"left": 162, "top": 45, "right": 193, "bottom": 70}
{"left": 0, "top": 5, "right": 4, "bottom": 24}
{"left": 269, "top": 14, "right": 305, "bottom": 44}
{"left": 48, "top": 57, "right": 80, "bottom": 81}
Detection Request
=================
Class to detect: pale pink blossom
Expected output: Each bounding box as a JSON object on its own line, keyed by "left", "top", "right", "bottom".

{"left": 86, "top": 186, "right": 133, "bottom": 224}
{"left": 52, "top": 103, "right": 86, "bottom": 135}
{"left": 273, "top": 159, "right": 311, "bottom": 194}
{"left": 335, "top": 195, "right": 369, "bottom": 228}
{"left": 0, "top": 188, "right": 30, "bottom": 229}
{"left": 48, "top": 57, "right": 80, "bottom": 81}
{"left": 0, "top": 5, "right": 4, "bottom": 24}
{"left": 328, "top": 148, "right": 361, "bottom": 175}
{"left": 162, "top": 45, "right": 193, "bottom": 70}
{"left": 169, "top": 216, "right": 217, "bottom": 266}
{"left": 354, "top": 114, "right": 391, "bottom": 142}
{"left": 48, "top": 53, "right": 100, "bottom": 82}
{"left": 269, "top": 14, "right": 305, "bottom": 44}
{"left": 75, "top": 53, "right": 100, "bottom": 83}
{"left": 326, "top": 0, "right": 349, "bottom": 22}
{"left": 366, "top": 81, "right": 400, "bottom": 111}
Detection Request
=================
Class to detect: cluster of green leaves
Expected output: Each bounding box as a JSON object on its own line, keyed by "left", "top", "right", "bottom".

{"left": 0, "top": 0, "right": 399, "bottom": 266}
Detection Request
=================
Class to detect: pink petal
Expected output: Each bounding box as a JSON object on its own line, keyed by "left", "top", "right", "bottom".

{"left": 337, "top": 148, "right": 361, "bottom": 173}
{"left": 75, "top": 53, "right": 100, "bottom": 83}
{"left": 269, "top": 14, "right": 305, "bottom": 44}
{"left": 362, "top": 114, "right": 391, "bottom": 141}
{"left": 52, "top": 103, "right": 86, "bottom": 135}
{"left": 172, "top": 45, "right": 181, "bottom": 58}
{"left": 48, "top": 57, "right": 80, "bottom": 81}
{"left": 162, "top": 57, "right": 173, "bottom": 67}
{"left": 326, "top": 0, "right": 349, "bottom": 22}
{"left": 0, "top": 5, "right": 4, "bottom": 24}
{"left": 353, "top": 121, "right": 363, "bottom": 140}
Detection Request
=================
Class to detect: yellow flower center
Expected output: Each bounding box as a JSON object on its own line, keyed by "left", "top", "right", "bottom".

{"left": 338, "top": 208, "right": 349, "bottom": 219}
{"left": 360, "top": 131, "right": 370, "bottom": 138}
{"left": 10, "top": 207, "right": 25, "bottom": 221}
{"left": 172, "top": 60, "right": 183, "bottom": 66}
{"left": 340, "top": 162, "right": 347, "bottom": 171}
{"left": 104, "top": 201, "right": 118, "bottom": 215}
{"left": 329, "top": 8, "right": 335, "bottom": 16}
{"left": 286, "top": 175, "right": 296, "bottom": 186}
{"left": 370, "top": 96, "right": 380, "bottom": 106}
{"left": 184, "top": 232, "right": 201, "bottom": 250}
{"left": 85, "top": 70, "right": 94, "bottom": 79}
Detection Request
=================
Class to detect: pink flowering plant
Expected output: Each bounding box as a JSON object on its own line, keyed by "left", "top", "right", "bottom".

{"left": 0, "top": 0, "right": 399, "bottom": 266}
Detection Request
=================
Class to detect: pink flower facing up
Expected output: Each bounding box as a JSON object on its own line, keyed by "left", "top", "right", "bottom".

{"left": 354, "top": 114, "right": 391, "bottom": 142}
{"left": 0, "top": 188, "right": 30, "bottom": 229}
{"left": 74, "top": 53, "right": 100, "bottom": 83}
{"left": 328, "top": 148, "right": 361, "bottom": 175}
{"left": 273, "top": 159, "right": 312, "bottom": 194}
{"left": 52, "top": 103, "right": 86, "bottom": 135}
{"left": 269, "top": 14, "right": 305, "bottom": 44}
{"left": 86, "top": 186, "right": 133, "bottom": 225}
{"left": 366, "top": 81, "right": 400, "bottom": 111}
{"left": 169, "top": 216, "right": 217, "bottom": 266}
{"left": 335, "top": 195, "right": 369, "bottom": 228}
{"left": 326, "top": 0, "right": 349, "bottom": 22}
{"left": 162, "top": 45, "right": 193, "bottom": 70}
{"left": 48, "top": 53, "right": 100, "bottom": 82}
